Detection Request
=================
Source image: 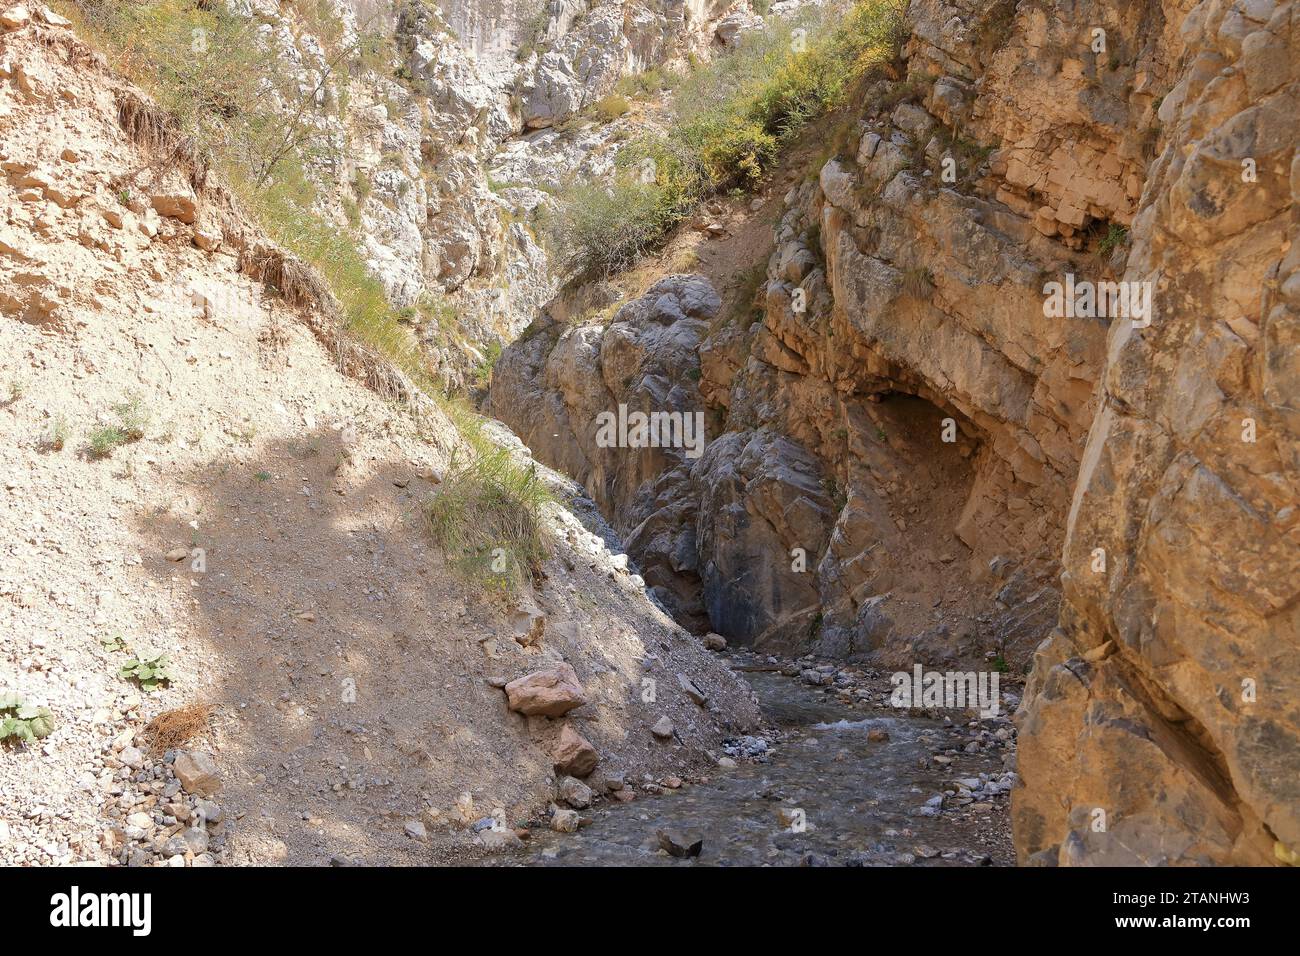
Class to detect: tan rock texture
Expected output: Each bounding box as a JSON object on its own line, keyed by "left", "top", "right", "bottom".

{"left": 552, "top": 723, "right": 599, "bottom": 778}
{"left": 491, "top": 0, "right": 1299, "bottom": 866}
{"left": 1013, "top": 0, "right": 1300, "bottom": 866}
{"left": 504, "top": 662, "right": 588, "bottom": 717}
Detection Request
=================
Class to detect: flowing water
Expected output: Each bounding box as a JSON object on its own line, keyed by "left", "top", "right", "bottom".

{"left": 498, "top": 666, "right": 1015, "bottom": 867}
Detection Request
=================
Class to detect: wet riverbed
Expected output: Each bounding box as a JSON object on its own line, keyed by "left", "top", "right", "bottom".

{"left": 496, "top": 664, "right": 1015, "bottom": 866}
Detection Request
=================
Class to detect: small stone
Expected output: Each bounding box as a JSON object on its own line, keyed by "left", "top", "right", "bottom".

{"left": 173, "top": 751, "right": 221, "bottom": 796}
{"left": 550, "top": 807, "right": 580, "bottom": 833}
{"left": 650, "top": 716, "right": 674, "bottom": 740}
{"left": 194, "top": 799, "right": 222, "bottom": 824}
{"left": 151, "top": 193, "right": 197, "bottom": 224}
{"left": 552, "top": 723, "right": 599, "bottom": 778}
{"left": 404, "top": 820, "right": 428, "bottom": 842}
{"left": 164, "top": 547, "right": 189, "bottom": 562}
{"left": 676, "top": 673, "right": 708, "bottom": 707}
{"left": 477, "top": 827, "right": 523, "bottom": 852}
{"left": 867, "top": 729, "right": 890, "bottom": 743}
{"left": 656, "top": 828, "right": 703, "bottom": 858}
{"left": 701, "top": 632, "right": 727, "bottom": 651}
{"left": 39, "top": 6, "right": 70, "bottom": 27}
{"left": 503, "top": 663, "right": 586, "bottom": 717}
{"left": 1, "top": 7, "right": 30, "bottom": 30}
{"left": 192, "top": 227, "right": 222, "bottom": 252}
{"left": 559, "top": 776, "right": 594, "bottom": 809}
{"left": 716, "top": 756, "right": 737, "bottom": 769}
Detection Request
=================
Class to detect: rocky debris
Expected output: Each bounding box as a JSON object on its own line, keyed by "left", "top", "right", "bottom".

{"left": 650, "top": 716, "right": 675, "bottom": 740}
{"left": 656, "top": 828, "right": 703, "bottom": 858}
{"left": 476, "top": 826, "right": 524, "bottom": 852}
{"left": 676, "top": 673, "right": 708, "bottom": 707}
{"left": 173, "top": 752, "right": 221, "bottom": 797}
{"left": 549, "top": 807, "right": 580, "bottom": 833}
{"left": 503, "top": 663, "right": 587, "bottom": 717}
{"left": 508, "top": 599, "right": 546, "bottom": 648}
{"left": 1, "top": 6, "right": 29, "bottom": 30}
{"left": 150, "top": 193, "right": 197, "bottom": 224}
{"left": 404, "top": 820, "right": 428, "bottom": 842}
{"left": 722, "top": 735, "right": 770, "bottom": 760}
{"left": 701, "top": 632, "right": 727, "bottom": 651}
{"left": 558, "top": 776, "right": 593, "bottom": 810}
{"left": 552, "top": 724, "right": 599, "bottom": 778}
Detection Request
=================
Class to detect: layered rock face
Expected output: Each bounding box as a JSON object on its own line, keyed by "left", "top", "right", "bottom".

{"left": 199, "top": 1, "right": 764, "bottom": 384}
{"left": 492, "top": 0, "right": 1127, "bottom": 665}
{"left": 1015, "top": 0, "right": 1299, "bottom": 866}
{"left": 489, "top": 0, "right": 1298, "bottom": 866}
{"left": 490, "top": 276, "right": 724, "bottom": 627}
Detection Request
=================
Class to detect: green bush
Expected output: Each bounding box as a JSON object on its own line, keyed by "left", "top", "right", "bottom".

{"left": 423, "top": 448, "right": 552, "bottom": 591}
{"left": 1098, "top": 223, "right": 1129, "bottom": 256}
{"left": 549, "top": 0, "right": 907, "bottom": 276}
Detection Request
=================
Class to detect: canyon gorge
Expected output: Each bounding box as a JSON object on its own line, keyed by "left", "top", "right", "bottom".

{"left": 0, "top": 0, "right": 1295, "bottom": 869}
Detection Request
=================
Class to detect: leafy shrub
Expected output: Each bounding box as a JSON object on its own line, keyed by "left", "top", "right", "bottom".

{"left": 549, "top": 0, "right": 907, "bottom": 276}
{"left": 119, "top": 653, "right": 174, "bottom": 692}
{"left": 423, "top": 448, "right": 551, "bottom": 591}
{"left": 113, "top": 396, "right": 149, "bottom": 440}
{"left": 47, "top": 415, "right": 69, "bottom": 452}
{"left": 547, "top": 178, "right": 680, "bottom": 276}
{"left": 86, "top": 395, "right": 149, "bottom": 458}
{"left": 0, "top": 692, "right": 54, "bottom": 744}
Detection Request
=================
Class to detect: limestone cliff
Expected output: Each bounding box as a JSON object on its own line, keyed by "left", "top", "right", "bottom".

{"left": 488, "top": 0, "right": 1298, "bottom": 866}
{"left": 1014, "top": 0, "right": 1298, "bottom": 867}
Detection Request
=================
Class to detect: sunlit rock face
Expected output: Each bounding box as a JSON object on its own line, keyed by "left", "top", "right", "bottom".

{"left": 487, "top": 0, "right": 1298, "bottom": 867}
{"left": 1012, "top": 0, "right": 1299, "bottom": 867}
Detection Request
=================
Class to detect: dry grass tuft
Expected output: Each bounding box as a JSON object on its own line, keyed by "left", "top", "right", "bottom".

{"left": 116, "top": 90, "right": 209, "bottom": 191}
{"left": 142, "top": 702, "right": 213, "bottom": 753}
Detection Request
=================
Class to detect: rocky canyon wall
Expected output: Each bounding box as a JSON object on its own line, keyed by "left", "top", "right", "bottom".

{"left": 205, "top": 1, "right": 758, "bottom": 385}
{"left": 1014, "top": 0, "right": 1298, "bottom": 867}
{"left": 488, "top": 0, "right": 1298, "bottom": 865}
